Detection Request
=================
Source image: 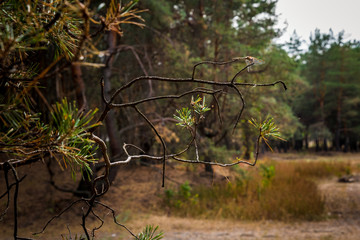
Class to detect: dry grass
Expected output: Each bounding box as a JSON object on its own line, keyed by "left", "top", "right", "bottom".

{"left": 162, "top": 155, "right": 359, "bottom": 221}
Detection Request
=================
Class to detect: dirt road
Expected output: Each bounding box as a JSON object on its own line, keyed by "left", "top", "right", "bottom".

{"left": 163, "top": 219, "right": 360, "bottom": 240}
{"left": 103, "top": 214, "right": 359, "bottom": 240}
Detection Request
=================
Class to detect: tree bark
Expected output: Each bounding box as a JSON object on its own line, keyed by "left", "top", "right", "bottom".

{"left": 71, "top": 63, "right": 87, "bottom": 111}
{"left": 103, "top": 31, "right": 123, "bottom": 184}
{"left": 323, "top": 138, "right": 328, "bottom": 151}
{"left": 315, "top": 138, "right": 320, "bottom": 152}
{"left": 71, "top": 63, "right": 92, "bottom": 197}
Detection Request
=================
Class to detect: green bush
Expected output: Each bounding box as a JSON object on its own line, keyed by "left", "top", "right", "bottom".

{"left": 164, "top": 181, "right": 198, "bottom": 210}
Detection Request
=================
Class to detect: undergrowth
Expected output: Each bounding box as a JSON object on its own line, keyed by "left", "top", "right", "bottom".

{"left": 163, "top": 159, "right": 357, "bottom": 221}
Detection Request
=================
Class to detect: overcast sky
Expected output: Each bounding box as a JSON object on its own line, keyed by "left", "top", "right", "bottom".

{"left": 275, "top": 0, "right": 360, "bottom": 48}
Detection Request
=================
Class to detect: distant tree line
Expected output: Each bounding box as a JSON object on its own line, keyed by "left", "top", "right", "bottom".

{"left": 288, "top": 30, "right": 360, "bottom": 152}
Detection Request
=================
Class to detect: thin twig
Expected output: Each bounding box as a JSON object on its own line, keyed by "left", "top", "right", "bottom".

{"left": 94, "top": 201, "right": 139, "bottom": 240}
{"left": 0, "top": 164, "right": 10, "bottom": 220}
{"left": 110, "top": 129, "right": 263, "bottom": 168}
{"left": 91, "top": 133, "right": 110, "bottom": 197}
{"left": 231, "top": 63, "right": 254, "bottom": 84}
{"left": 81, "top": 197, "right": 96, "bottom": 240}
{"left": 90, "top": 208, "right": 104, "bottom": 238}
{"left": 100, "top": 77, "right": 109, "bottom": 104}
{"left": 134, "top": 106, "right": 167, "bottom": 187}
{"left": 0, "top": 175, "right": 26, "bottom": 202}
{"left": 34, "top": 199, "right": 85, "bottom": 235}
{"left": 191, "top": 58, "right": 244, "bottom": 80}
{"left": 110, "top": 88, "right": 222, "bottom": 108}
{"left": 4, "top": 162, "right": 28, "bottom": 240}
{"left": 229, "top": 85, "right": 245, "bottom": 133}
{"left": 8, "top": 163, "right": 19, "bottom": 239}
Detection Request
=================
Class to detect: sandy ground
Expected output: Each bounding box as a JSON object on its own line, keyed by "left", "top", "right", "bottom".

{"left": 126, "top": 215, "right": 360, "bottom": 240}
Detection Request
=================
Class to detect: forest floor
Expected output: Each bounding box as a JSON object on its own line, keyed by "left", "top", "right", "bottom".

{"left": 1, "top": 152, "right": 360, "bottom": 239}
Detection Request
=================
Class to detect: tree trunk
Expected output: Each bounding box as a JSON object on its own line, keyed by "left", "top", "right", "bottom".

{"left": 304, "top": 126, "right": 309, "bottom": 149}
{"left": 335, "top": 92, "right": 342, "bottom": 151}
{"left": 314, "top": 62, "right": 327, "bottom": 152}
{"left": 315, "top": 138, "right": 320, "bottom": 152}
{"left": 103, "top": 31, "right": 123, "bottom": 184}
{"left": 335, "top": 50, "right": 344, "bottom": 151}
{"left": 71, "top": 63, "right": 92, "bottom": 197}
{"left": 344, "top": 136, "right": 350, "bottom": 153}
{"left": 323, "top": 138, "right": 328, "bottom": 151}
{"left": 204, "top": 154, "right": 214, "bottom": 174}
{"left": 71, "top": 63, "right": 87, "bottom": 111}
{"left": 55, "top": 65, "right": 64, "bottom": 100}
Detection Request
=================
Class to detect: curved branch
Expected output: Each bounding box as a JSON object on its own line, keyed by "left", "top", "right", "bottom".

{"left": 110, "top": 131, "right": 263, "bottom": 168}
{"left": 107, "top": 76, "right": 286, "bottom": 109}
{"left": 229, "top": 85, "right": 245, "bottom": 133}
{"left": 110, "top": 88, "right": 222, "bottom": 108}
{"left": 231, "top": 63, "right": 254, "bottom": 84}
{"left": 212, "top": 93, "right": 223, "bottom": 125}
{"left": 173, "top": 132, "right": 262, "bottom": 167}
{"left": 235, "top": 80, "right": 287, "bottom": 90}
{"left": 0, "top": 175, "right": 26, "bottom": 203}
{"left": 34, "top": 199, "right": 85, "bottom": 235}
{"left": 92, "top": 56, "right": 287, "bottom": 127}
{"left": 134, "top": 106, "right": 167, "bottom": 187}
{"left": 94, "top": 201, "right": 139, "bottom": 239}
{"left": 91, "top": 133, "right": 110, "bottom": 197}
{"left": 191, "top": 58, "right": 244, "bottom": 80}
{"left": 100, "top": 77, "right": 109, "bottom": 104}
{"left": 90, "top": 208, "right": 104, "bottom": 238}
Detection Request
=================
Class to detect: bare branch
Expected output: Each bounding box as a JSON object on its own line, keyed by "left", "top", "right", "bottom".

{"left": 134, "top": 106, "right": 167, "bottom": 187}
{"left": 91, "top": 134, "right": 110, "bottom": 197}
{"left": 1, "top": 162, "right": 32, "bottom": 239}
{"left": 90, "top": 208, "right": 104, "bottom": 238}
{"left": 100, "top": 77, "right": 109, "bottom": 104}
{"left": 230, "top": 85, "right": 245, "bottom": 133}
{"left": 191, "top": 58, "right": 244, "bottom": 80}
{"left": 110, "top": 88, "right": 222, "bottom": 108}
{"left": 235, "top": 80, "right": 288, "bottom": 90}
{"left": 0, "top": 164, "right": 11, "bottom": 220}
{"left": 231, "top": 63, "right": 254, "bottom": 84}
{"left": 34, "top": 199, "right": 85, "bottom": 235}
{"left": 94, "top": 201, "right": 139, "bottom": 240}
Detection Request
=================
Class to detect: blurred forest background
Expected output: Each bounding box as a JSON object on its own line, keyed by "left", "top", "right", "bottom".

{"left": 1, "top": 0, "right": 360, "bottom": 239}
{"left": 2, "top": 0, "right": 360, "bottom": 164}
